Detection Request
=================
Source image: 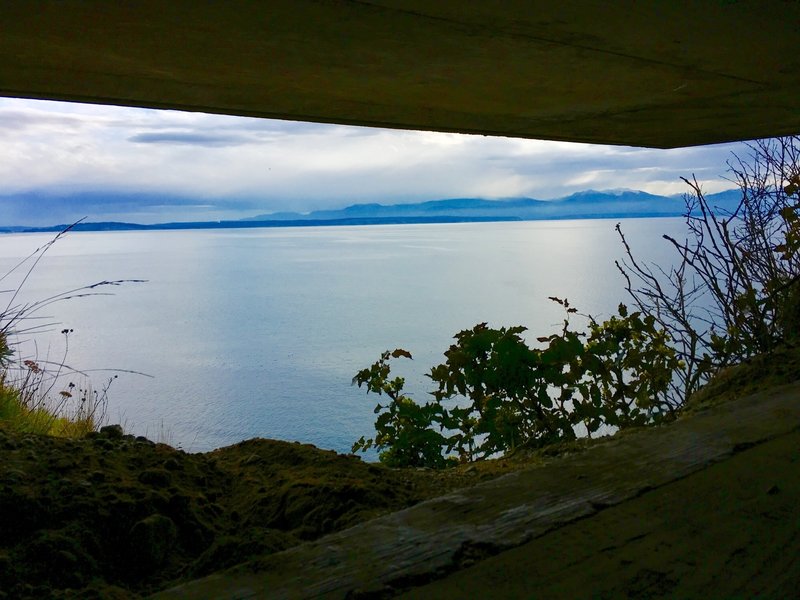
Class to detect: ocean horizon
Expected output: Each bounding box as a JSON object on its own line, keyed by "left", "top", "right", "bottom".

{"left": 0, "top": 217, "right": 687, "bottom": 455}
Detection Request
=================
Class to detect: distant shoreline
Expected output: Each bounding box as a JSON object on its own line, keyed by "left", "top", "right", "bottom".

{"left": 0, "top": 212, "right": 690, "bottom": 235}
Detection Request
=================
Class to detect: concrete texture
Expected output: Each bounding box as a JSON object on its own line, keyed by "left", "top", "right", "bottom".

{"left": 151, "top": 382, "right": 800, "bottom": 599}
{"left": 401, "top": 428, "right": 800, "bottom": 599}
{"left": 2, "top": 1, "right": 799, "bottom": 148}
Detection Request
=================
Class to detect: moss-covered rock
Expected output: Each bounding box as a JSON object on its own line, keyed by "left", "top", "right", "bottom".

{"left": 0, "top": 424, "right": 524, "bottom": 598}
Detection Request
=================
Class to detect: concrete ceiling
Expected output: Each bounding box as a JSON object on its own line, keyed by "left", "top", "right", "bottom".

{"left": 1, "top": 1, "right": 798, "bottom": 149}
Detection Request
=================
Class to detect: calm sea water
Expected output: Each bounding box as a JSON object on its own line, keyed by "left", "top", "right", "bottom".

{"left": 0, "top": 219, "right": 686, "bottom": 454}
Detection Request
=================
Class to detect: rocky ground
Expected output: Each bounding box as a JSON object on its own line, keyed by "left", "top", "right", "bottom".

{"left": 0, "top": 422, "right": 542, "bottom": 599}
{"left": 1, "top": 347, "right": 797, "bottom": 599}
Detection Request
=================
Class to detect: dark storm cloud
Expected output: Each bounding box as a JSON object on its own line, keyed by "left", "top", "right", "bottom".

{"left": 128, "top": 131, "right": 253, "bottom": 146}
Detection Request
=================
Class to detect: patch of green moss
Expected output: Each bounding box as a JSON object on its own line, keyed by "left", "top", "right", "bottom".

{"left": 685, "top": 346, "right": 800, "bottom": 413}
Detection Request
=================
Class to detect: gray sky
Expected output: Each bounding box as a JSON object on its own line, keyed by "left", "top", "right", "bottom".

{"left": 0, "top": 97, "right": 747, "bottom": 226}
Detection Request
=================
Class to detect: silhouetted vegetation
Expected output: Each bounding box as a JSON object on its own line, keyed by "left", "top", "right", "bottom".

{"left": 355, "top": 137, "right": 800, "bottom": 467}
{"left": 353, "top": 300, "right": 680, "bottom": 468}
{"left": 0, "top": 225, "right": 141, "bottom": 437}
{"left": 617, "top": 137, "right": 800, "bottom": 406}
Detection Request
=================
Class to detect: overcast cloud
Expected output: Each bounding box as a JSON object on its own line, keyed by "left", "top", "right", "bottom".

{"left": 0, "top": 97, "right": 747, "bottom": 226}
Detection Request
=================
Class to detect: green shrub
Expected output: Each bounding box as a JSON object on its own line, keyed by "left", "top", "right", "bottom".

{"left": 352, "top": 349, "right": 452, "bottom": 468}
{"left": 356, "top": 140, "right": 799, "bottom": 468}
{"left": 353, "top": 300, "right": 679, "bottom": 467}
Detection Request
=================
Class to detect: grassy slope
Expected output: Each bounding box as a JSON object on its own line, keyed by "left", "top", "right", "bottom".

{"left": 0, "top": 426, "right": 532, "bottom": 599}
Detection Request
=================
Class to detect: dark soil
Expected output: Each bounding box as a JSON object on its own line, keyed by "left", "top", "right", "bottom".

{"left": 0, "top": 425, "right": 529, "bottom": 599}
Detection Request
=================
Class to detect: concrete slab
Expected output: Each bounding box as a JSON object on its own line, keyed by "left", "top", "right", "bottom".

{"left": 400, "top": 427, "right": 800, "bottom": 599}
{"left": 2, "top": 2, "right": 800, "bottom": 147}
{"left": 151, "top": 381, "right": 800, "bottom": 599}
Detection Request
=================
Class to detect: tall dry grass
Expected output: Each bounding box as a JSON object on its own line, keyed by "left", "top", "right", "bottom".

{"left": 0, "top": 222, "right": 143, "bottom": 437}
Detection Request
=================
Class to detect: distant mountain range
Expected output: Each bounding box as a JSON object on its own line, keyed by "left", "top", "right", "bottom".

{"left": 244, "top": 189, "right": 743, "bottom": 222}
{"left": 1, "top": 189, "right": 742, "bottom": 233}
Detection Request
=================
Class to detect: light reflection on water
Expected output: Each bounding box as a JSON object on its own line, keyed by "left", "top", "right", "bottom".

{"left": 0, "top": 219, "right": 686, "bottom": 454}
